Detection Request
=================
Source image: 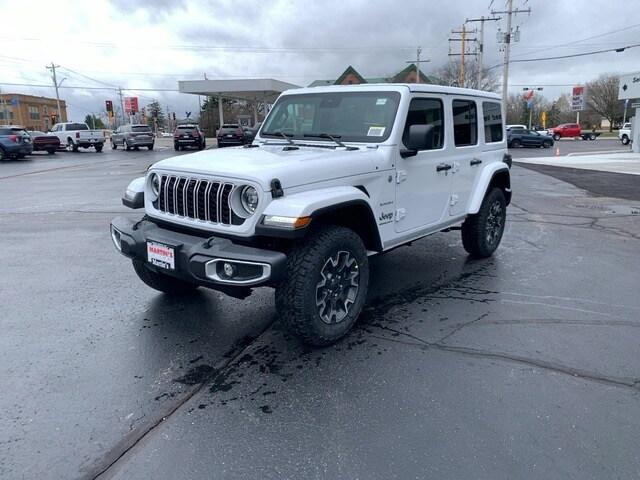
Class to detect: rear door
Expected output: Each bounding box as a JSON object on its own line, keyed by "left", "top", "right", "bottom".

{"left": 448, "top": 97, "right": 484, "bottom": 216}
{"left": 395, "top": 95, "right": 452, "bottom": 233}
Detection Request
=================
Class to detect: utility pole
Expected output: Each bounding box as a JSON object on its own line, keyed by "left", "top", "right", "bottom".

{"left": 405, "top": 46, "right": 430, "bottom": 83}
{"left": 465, "top": 16, "right": 500, "bottom": 88}
{"left": 492, "top": 1, "right": 531, "bottom": 106}
{"left": 118, "top": 87, "right": 125, "bottom": 127}
{"left": 46, "top": 62, "right": 62, "bottom": 121}
{"left": 449, "top": 25, "right": 477, "bottom": 88}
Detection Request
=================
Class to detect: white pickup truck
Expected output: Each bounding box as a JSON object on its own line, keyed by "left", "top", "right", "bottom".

{"left": 619, "top": 122, "right": 632, "bottom": 145}
{"left": 50, "top": 122, "right": 105, "bottom": 152}
{"left": 111, "top": 84, "right": 512, "bottom": 346}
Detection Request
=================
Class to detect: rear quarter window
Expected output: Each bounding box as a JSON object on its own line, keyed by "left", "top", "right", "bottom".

{"left": 482, "top": 102, "right": 503, "bottom": 143}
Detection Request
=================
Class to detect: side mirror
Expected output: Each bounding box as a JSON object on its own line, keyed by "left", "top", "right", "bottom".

{"left": 401, "top": 124, "right": 434, "bottom": 158}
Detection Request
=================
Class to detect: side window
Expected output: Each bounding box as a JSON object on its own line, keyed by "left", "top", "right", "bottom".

{"left": 482, "top": 101, "right": 503, "bottom": 143}
{"left": 453, "top": 99, "right": 478, "bottom": 147}
{"left": 402, "top": 97, "right": 444, "bottom": 150}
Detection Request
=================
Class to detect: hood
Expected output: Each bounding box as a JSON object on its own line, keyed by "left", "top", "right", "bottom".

{"left": 152, "top": 144, "right": 384, "bottom": 191}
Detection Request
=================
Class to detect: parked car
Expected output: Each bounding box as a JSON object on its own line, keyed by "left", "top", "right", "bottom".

{"left": 507, "top": 128, "right": 554, "bottom": 148}
{"left": 242, "top": 122, "right": 262, "bottom": 144}
{"left": 0, "top": 125, "right": 33, "bottom": 160}
{"left": 111, "top": 124, "right": 154, "bottom": 151}
{"left": 28, "top": 131, "right": 61, "bottom": 154}
{"left": 619, "top": 122, "right": 632, "bottom": 145}
{"left": 50, "top": 122, "right": 105, "bottom": 152}
{"left": 111, "top": 84, "right": 512, "bottom": 346}
{"left": 173, "top": 124, "right": 205, "bottom": 151}
{"left": 217, "top": 124, "right": 247, "bottom": 147}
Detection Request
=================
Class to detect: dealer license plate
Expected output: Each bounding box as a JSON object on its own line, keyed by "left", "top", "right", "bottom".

{"left": 147, "top": 241, "right": 175, "bottom": 270}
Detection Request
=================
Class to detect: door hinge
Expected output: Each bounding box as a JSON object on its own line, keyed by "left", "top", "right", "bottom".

{"left": 395, "top": 208, "right": 406, "bottom": 221}
{"left": 396, "top": 170, "right": 407, "bottom": 184}
{"left": 449, "top": 194, "right": 459, "bottom": 206}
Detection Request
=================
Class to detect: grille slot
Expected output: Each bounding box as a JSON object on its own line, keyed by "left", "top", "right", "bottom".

{"left": 157, "top": 175, "right": 241, "bottom": 226}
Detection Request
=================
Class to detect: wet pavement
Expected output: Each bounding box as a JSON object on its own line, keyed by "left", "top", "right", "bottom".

{"left": 1, "top": 148, "right": 639, "bottom": 479}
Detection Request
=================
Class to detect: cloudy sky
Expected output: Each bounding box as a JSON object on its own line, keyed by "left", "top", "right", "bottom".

{"left": 0, "top": 0, "right": 637, "bottom": 122}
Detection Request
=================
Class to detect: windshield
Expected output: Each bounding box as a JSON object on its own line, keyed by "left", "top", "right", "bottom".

{"left": 261, "top": 91, "right": 401, "bottom": 143}
{"left": 132, "top": 126, "right": 151, "bottom": 132}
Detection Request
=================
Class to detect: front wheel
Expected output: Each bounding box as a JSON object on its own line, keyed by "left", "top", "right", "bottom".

{"left": 132, "top": 260, "right": 198, "bottom": 294}
{"left": 542, "top": 140, "right": 552, "bottom": 148}
{"left": 461, "top": 188, "right": 507, "bottom": 258}
{"left": 552, "top": 133, "right": 561, "bottom": 141}
{"left": 111, "top": 141, "right": 117, "bottom": 150}
{"left": 622, "top": 135, "right": 630, "bottom": 145}
{"left": 148, "top": 144, "right": 154, "bottom": 151}
{"left": 589, "top": 133, "right": 596, "bottom": 140}
{"left": 510, "top": 139, "right": 521, "bottom": 148}
{"left": 275, "top": 226, "right": 369, "bottom": 346}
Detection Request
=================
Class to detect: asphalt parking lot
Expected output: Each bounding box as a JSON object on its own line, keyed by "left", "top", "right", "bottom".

{"left": 509, "top": 136, "right": 630, "bottom": 159}
{"left": 2, "top": 146, "right": 640, "bottom": 479}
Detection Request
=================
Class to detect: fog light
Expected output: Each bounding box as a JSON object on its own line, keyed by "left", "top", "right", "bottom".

{"left": 110, "top": 225, "right": 122, "bottom": 251}
{"left": 223, "top": 262, "right": 236, "bottom": 278}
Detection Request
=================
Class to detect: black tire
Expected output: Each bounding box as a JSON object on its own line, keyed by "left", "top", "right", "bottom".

{"left": 47, "top": 149, "right": 56, "bottom": 155}
{"left": 148, "top": 144, "right": 154, "bottom": 151}
{"left": 622, "top": 135, "right": 629, "bottom": 145}
{"left": 132, "top": 259, "right": 198, "bottom": 295}
{"left": 552, "top": 133, "right": 561, "bottom": 141}
{"left": 134, "top": 146, "right": 139, "bottom": 151}
{"left": 275, "top": 225, "right": 369, "bottom": 346}
{"left": 542, "top": 140, "right": 552, "bottom": 148}
{"left": 111, "top": 141, "right": 117, "bottom": 150}
{"left": 95, "top": 144, "right": 103, "bottom": 153}
{"left": 0, "top": 147, "right": 5, "bottom": 161}
{"left": 174, "top": 144, "right": 180, "bottom": 151}
{"left": 589, "top": 133, "right": 596, "bottom": 140}
{"left": 461, "top": 188, "right": 507, "bottom": 258}
{"left": 510, "top": 139, "right": 521, "bottom": 148}
{"left": 125, "top": 141, "right": 131, "bottom": 151}
{"left": 198, "top": 142, "right": 204, "bottom": 150}
{"left": 68, "top": 139, "right": 79, "bottom": 152}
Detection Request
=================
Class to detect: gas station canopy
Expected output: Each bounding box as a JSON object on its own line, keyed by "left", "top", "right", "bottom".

{"left": 178, "top": 78, "right": 299, "bottom": 103}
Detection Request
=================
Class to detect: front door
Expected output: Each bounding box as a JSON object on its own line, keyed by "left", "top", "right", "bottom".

{"left": 395, "top": 96, "right": 453, "bottom": 233}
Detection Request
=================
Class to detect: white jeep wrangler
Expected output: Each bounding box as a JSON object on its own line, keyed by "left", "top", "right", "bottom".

{"left": 111, "top": 84, "right": 511, "bottom": 346}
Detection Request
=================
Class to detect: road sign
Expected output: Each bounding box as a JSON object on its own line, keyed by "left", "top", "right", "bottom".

{"left": 571, "top": 86, "right": 585, "bottom": 111}
{"left": 618, "top": 72, "right": 640, "bottom": 100}
{"left": 124, "top": 97, "right": 139, "bottom": 114}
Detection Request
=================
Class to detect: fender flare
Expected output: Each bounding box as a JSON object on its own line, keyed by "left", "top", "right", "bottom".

{"left": 468, "top": 163, "right": 511, "bottom": 214}
{"left": 257, "top": 186, "right": 382, "bottom": 250}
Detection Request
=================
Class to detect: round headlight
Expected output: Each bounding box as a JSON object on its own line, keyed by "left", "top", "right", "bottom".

{"left": 150, "top": 173, "right": 160, "bottom": 197}
{"left": 240, "top": 186, "right": 259, "bottom": 214}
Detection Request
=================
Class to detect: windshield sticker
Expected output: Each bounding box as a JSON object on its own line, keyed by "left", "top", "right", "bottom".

{"left": 367, "top": 126, "right": 386, "bottom": 137}
{"left": 376, "top": 98, "right": 388, "bottom": 106}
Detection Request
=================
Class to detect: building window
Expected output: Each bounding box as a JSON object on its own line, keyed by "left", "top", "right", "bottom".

{"left": 0, "top": 110, "right": 14, "bottom": 120}
{"left": 482, "top": 102, "right": 503, "bottom": 143}
{"left": 453, "top": 99, "right": 478, "bottom": 147}
{"left": 28, "top": 106, "right": 40, "bottom": 120}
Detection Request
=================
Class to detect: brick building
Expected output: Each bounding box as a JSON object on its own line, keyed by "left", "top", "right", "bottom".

{"left": 309, "top": 64, "right": 435, "bottom": 87}
{"left": 0, "top": 94, "right": 67, "bottom": 131}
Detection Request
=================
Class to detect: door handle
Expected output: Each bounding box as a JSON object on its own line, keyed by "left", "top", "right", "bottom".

{"left": 470, "top": 159, "right": 482, "bottom": 166}
{"left": 436, "top": 163, "right": 452, "bottom": 172}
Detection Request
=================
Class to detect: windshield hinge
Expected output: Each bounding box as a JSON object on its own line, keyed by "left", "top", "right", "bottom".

{"left": 396, "top": 170, "right": 407, "bottom": 184}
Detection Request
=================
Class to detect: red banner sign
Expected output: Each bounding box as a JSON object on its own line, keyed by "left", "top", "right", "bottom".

{"left": 124, "top": 97, "right": 139, "bottom": 114}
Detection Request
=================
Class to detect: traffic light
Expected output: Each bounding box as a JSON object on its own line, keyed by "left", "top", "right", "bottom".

{"left": 105, "top": 100, "right": 113, "bottom": 112}
{"left": 172, "top": 112, "right": 176, "bottom": 121}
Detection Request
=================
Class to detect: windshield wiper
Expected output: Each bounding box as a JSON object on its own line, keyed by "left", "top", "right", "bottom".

{"left": 263, "top": 130, "right": 294, "bottom": 145}
{"left": 303, "top": 133, "right": 358, "bottom": 150}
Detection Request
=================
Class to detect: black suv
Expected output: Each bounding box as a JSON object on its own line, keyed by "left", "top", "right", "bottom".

{"left": 0, "top": 125, "right": 33, "bottom": 160}
{"left": 217, "top": 124, "right": 248, "bottom": 148}
{"left": 173, "top": 124, "right": 205, "bottom": 151}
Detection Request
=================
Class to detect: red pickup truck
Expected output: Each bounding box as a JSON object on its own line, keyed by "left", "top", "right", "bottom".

{"left": 550, "top": 123, "right": 599, "bottom": 141}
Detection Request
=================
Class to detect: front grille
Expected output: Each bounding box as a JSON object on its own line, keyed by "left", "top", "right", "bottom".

{"left": 157, "top": 175, "right": 239, "bottom": 225}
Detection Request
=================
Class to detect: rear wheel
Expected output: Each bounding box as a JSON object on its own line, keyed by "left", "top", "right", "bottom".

{"left": 125, "top": 140, "right": 131, "bottom": 151}
{"left": 111, "top": 141, "right": 117, "bottom": 150}
{"left": 461, "top": 188, "right": 507, "bottom": 258}
{"left": 542, "top": 140, "right": 552, "bottom": 148}
{"left": 148, "top": 144, "right": 154, "bottom": 151}
{"left": 68, "top": 139, "right": 78, "bottom": 152}
{"left": 275, "top": 225, "right": 369, "bottom": 346}
{"left": 95, "top": 144, "right": 103, "bottom": 153}
{"left": 589, "top": 133, "right": 596, "bottom": 140}
{"left": 622, "top": 135, "right": 630, "bottom": 145}
{"left": 47, "top": 149, "right": 56, "bottom": 154}
{"left": 132, "top": 260, "right": 198, "bottom": 294}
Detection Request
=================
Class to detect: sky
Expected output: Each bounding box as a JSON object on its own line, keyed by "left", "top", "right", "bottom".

{"left": 0, "top": 0, "right": 638, "bottom": 122}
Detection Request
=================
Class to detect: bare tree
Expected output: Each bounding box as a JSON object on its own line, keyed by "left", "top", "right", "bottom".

{"left": 434, "top": 60, "right": 499, "bottom": 92}
{"left": 585, "top": 74, "right": 623, "bottom": 132}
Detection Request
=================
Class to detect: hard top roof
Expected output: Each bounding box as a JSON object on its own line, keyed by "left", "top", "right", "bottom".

{"left": 283, "top": 83, "right": 501, "bottom": 100}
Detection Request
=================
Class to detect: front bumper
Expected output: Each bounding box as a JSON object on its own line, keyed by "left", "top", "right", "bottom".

{"left": 110, "top": 216, "right": 287, "bottom": 290}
